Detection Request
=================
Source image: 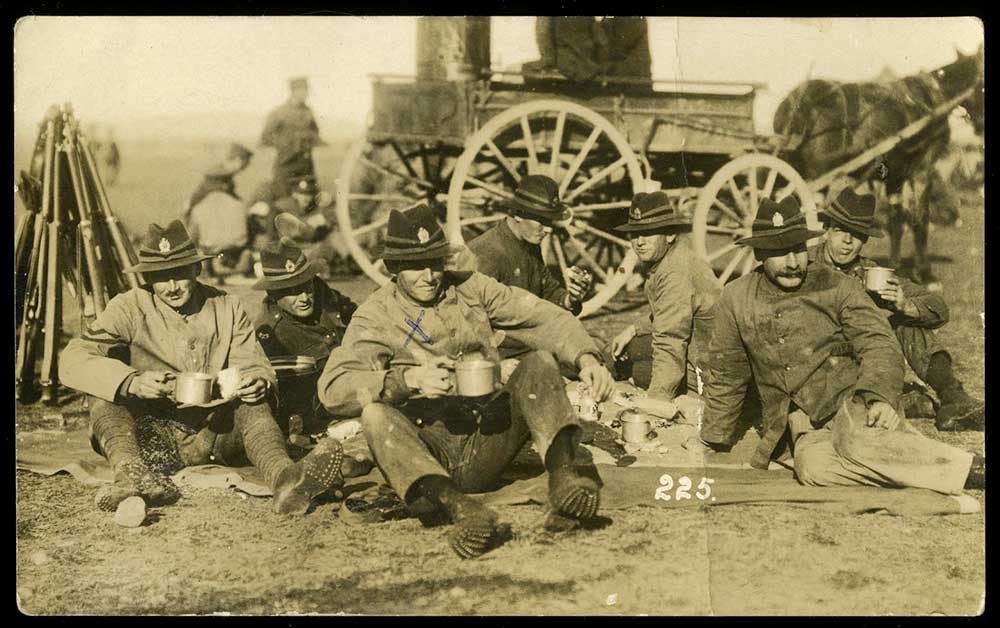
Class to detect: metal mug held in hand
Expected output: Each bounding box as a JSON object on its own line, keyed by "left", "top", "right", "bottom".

{"left": 175, "top": 372, "right": 215, "bottom": 405}
{"left": 453, "top": 359, "right": 498, "bottom": 397}
{"left": 865, "top": 267, "right": 896, "bottom": 292}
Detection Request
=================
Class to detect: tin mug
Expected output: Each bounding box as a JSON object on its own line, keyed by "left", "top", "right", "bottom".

{"left": 621, "top": 410, "right": 651, "bottom": 444}
{"left": 454, "top": 359, "right": 498, "bottom": 397}
{"left": 175, "top": 372, "right": 215, "bottom": 405}
{"left": 865, "top": 267, "right": 896, "bottom": 292}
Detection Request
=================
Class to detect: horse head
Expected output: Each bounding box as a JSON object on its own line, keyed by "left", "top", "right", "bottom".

{"left": 934, "top": 46, "right": 984, "bottom": 134}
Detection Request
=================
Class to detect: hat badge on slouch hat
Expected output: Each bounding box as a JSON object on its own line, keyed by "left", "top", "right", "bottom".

{"left": 159, "top": 238, "right": 171, "bottom": 253}
{"left": 772, "top": 213, "right": 784, "bottom": 227}
{"left": 285, "top": 259, "right": 297, "bottom": 273}
{"left": 615, "top": 191, "right": 694, "bottom": 233}
{"left": 418, "top": 227, "right": 430, "bottom": 244}
{"left": 124, "top": 220, "right": 214, "bottom": 274}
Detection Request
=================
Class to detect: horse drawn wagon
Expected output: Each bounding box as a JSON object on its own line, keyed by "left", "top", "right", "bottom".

{"left": 334, "top": 17, "right": 982, "bottom": 314}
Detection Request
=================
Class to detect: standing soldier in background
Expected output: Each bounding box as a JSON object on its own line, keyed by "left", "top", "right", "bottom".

{"left": 261, "top": 76, "right": 325, "bottom": 197}
{"left": 86, "top": 123, "right": 121, "bottom": 186}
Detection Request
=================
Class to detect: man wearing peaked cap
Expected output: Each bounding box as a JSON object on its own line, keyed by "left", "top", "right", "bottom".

{"left": 607, "top": 191, "right": 721, "bottom": 399}
{"left": 248, "top": 174, "right": 335, "bottom": 272}
{"left": 469, "top": 174, "right": 592, "bottom": 332}
{"left": 59, "top": 219, "right": 346, "bottom": 518}
{"left": 319, "top": 202, "right": 616, "bottom": 559}
{"left": 811, "top": 187, "right": 984, "bottom": 432}
{"left": 261, "top": 75, "right": 325, "bottom": 196}
{"left": 696, "top": 196, "right": 984, "bottom": 494}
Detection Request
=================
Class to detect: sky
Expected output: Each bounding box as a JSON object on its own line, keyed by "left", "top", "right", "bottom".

{"left": 13, "top": 16, "right": 983, "bottom": 138}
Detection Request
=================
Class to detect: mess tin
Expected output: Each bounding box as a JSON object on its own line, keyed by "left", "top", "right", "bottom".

{"left": 175, "top": 372, "right": 215, "bottom": 405}
{"left": 865, "top": 267, "right": 896, "bottom": 292}
{"left": 620, "top": 409, "right": 651, "bottom": 444}
{"left": 453, "top": 359, "right": 498, "bottom": 397}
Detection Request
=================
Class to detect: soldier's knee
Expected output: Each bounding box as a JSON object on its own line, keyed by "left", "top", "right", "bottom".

{"left": 360, "top": 403, "right": 401, "bottom": 433}
{"left": 793, "top": 436, "right": 838, "bottom": 487}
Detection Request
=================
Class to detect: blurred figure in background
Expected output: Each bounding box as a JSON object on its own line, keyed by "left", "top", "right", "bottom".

{"left": 185, "top": 143, "right": 255, "bottom": 284}
{"left": 87, "top": 123, "right": 121, "bottom": 186}
{"left": 261, "top": 76, "right": 325, "bottom": 198}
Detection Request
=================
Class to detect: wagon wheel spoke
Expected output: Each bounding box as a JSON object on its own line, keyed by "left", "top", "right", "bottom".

{"left": 727, "top": 177, "right": 749, "bottom": 216}
{"left": 484, "top": 138, "right": 521, "bottom": 184}
{"left": 741, "top": 248, "right": 758, "bottom": 276}
{"left": 559, "top": 127, "right": 603, "bottom": 198}
{"left": 706, "top": 241, "right": 740, "bottom": 262}
{"left": 359, "top": 156, "right": 435, "bottom": 191}
{"left": 548, "top": 110, "right": 567, "bottom": 179}
{"left": 520, "top": 116, "right": 540, "bottom": 175}
{"left": 775, "top": 184, "right": 795, "bottom": 201}
{"left": 347, "top": 193, "right": 417, "bottom": 204}
{"left": 463, "top": 175, "right": 516, "bottom": 201}
{"left": 569, "top": 200, "right": 632, "bottom": 213}
{"left": 548, "top": 233, "right": 571, "bottom": 281}
{"left": 351, "top": 214, "right": 391, "bottom": 237}
{"left": 390, "top": 140, "right": 422, "bottom": 181}
{"left": 747, "top": 167, "right": 759, "bottom": 215}
{"left": 565, "top": 156, "right": 629, "bottom": 203}
{"left": 762, "top": 168, "right": 779, "bottom": 198}
{"left": 565, "top": 233, "right": 609, "bottom": 282}
{"left": 571, "top": 222, "right": 630, "bottom": 248}
{"left": 718, "top": 247, "right": 750, "bottom": 284}
{"left": 711, "top": 199, "right": 744, "bottom": 227}
{"left": 458, "top": 214, "right": 506, "bottom": 228}
{"left": 704, "top": 225, "right": 745, "bottom": 237}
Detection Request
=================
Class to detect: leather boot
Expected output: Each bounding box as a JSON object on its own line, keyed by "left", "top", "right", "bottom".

{"left": 272, "top": 437, "right": 345, "bottom": 515}
{"left": 936, "top": 385, "right": 985, "bottom": 432}
{"left": 964, "top": 454, "right": 985, "bottom": 490}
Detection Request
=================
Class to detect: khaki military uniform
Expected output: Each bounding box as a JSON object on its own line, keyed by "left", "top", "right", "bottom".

{"left": 701, "top": 264, "right": 972, "bottom": 493}
{"left": 261, "top": 100, "right": 322, "bottom": 192}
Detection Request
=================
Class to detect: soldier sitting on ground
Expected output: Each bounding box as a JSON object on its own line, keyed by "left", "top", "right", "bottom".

{"left": 318, "top": 203, "right": 615, "bottom": 558}
{"left": 694, "top": 196, "right": 984, "bottom": 496}
{"left": 248, "top": 175, "right": 335, "bottom": 272}
{"left": 59, "top": 220, "right": 345, "bottom": 516}
{"left": 252, "top": 228, "right": 373, "bottom": 478}
{"left": 811, "top": 187, "right": 984, "bottom": 432}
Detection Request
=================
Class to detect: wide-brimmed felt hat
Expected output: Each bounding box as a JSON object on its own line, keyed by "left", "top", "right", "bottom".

{"left": 124, "top": 220, "right": 214, "bottom": 273}
{"left": 616, "top": 192, "right": 693, "bottom": 233}
{"left": 380, "top": 203, "right": 463, "bottom": 262}
{"left": 737, "top": 196, "right": 825, "bottom": 250}
{"left": 819, "top": 187, "right": 884, "bottom": 238}
{"left": 253, "top": 238, "right": 321, "bottom": 291}
{"left": 502, "top": 175, "right": 571, "bottom": 225}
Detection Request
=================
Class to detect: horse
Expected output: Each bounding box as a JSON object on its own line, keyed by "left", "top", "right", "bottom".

{"left": 774, "top": 46, "right": 983, "bottom": 288}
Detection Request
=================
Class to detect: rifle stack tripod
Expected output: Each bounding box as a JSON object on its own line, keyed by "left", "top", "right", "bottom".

{"left": 15, "top": 104, "right": 141, "bottom": 405}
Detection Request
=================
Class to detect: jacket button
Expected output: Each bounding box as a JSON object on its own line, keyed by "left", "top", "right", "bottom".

{"left": 415, "top": 418, "right": 423, "bottom": 426}
{"left": 784, "top": 365, "right": 791, "bottom": 371}
{"left": 776, "top": 313, "right": 782, "bottom": 319}
{"left": 778, "top": 338, "right": 786, "bottom": 344}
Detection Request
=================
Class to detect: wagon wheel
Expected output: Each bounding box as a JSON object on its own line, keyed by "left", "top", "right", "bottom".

{"left": 693, "top": 153, "right": 819, "bottom": 286}
{"left": 335, "top": 137, "right": 463, "bottom": 285}
{"left": 447, "top": 100, "right": 644, "bottom": 317}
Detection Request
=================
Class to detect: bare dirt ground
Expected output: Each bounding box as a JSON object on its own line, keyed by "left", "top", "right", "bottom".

{"left": 14, "top": 140, "right": 985, "bottom": 616}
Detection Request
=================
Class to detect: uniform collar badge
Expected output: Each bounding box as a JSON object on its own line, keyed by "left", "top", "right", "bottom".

{"left": 417, "top": 227, "right": 430, "bottom": 244}
{"left": 285, "top": 259, "right": 297, "bottom": 273}
{"left": 772, "top": 213, "right": 785, "bottom": 227}
{"left": 159, "top": 237, "right": 171, "bottom": 253}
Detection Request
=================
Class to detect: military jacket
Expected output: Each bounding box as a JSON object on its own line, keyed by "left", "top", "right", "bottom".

{"left": 469, "top": 221, "right": 577, "bottom": 314}
{"left": 261, "top": 101, "right": 322, "bottom": 155}
{"left": 60, "top": 284, "right": 276, "bottom": 403}
{"left": 318, "top": 271, "right": 601, "bottom": 418}
{"left": 254, "top": 279, "right": 357, "bottom": 371}
{"left": 639, "top": 238, "right": 721, "bottom": 397}
{"left": 810, "top": 242, "right": 949, "bottom": 330}
{"left": 701, "top": 264, "right": 904, "bottom": 468}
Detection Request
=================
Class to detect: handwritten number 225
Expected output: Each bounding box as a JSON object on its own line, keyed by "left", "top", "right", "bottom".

{"left": 654, "top": 474, "right": 715, "bottom": 501}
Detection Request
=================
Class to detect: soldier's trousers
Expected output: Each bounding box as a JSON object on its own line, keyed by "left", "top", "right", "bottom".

{"left": 89, "top": 396, "right": 291, "bottom": 484}
{"left": 894, "top": 323, "right": 945, "bottom": 382}
{"left": 358, "top": 351, "right": 581, "bottom": 510}
{"left": 790, "top": 399, "right": 973, "bottom": 495}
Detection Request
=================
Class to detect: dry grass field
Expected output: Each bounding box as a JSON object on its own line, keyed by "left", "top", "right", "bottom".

{"left": 14, "top": 135, "right": 985, "bottom": 616}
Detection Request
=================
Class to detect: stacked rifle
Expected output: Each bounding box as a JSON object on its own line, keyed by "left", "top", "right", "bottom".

{"left": 15, "top": 104, "right": 140, "bottom": 405}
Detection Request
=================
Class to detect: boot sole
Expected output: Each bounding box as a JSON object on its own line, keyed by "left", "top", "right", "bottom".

{"left": 448, "top": 513, "right": 502, "bottom": 559}
{"left": 937, "top": 402, "right": 986, "bottom": 432}
{"left": 273, "top": 439, "right": 344, "bottom": 515}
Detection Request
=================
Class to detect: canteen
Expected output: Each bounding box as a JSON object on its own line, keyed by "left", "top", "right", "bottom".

{"left": 175, "top": 372, "right": 215, "bottom": 405}
{"left": 453, "top": 359, "right": 498, "bottom": 397}
{"left": 865, "top": 267, "right": 896, "bottom": 292}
